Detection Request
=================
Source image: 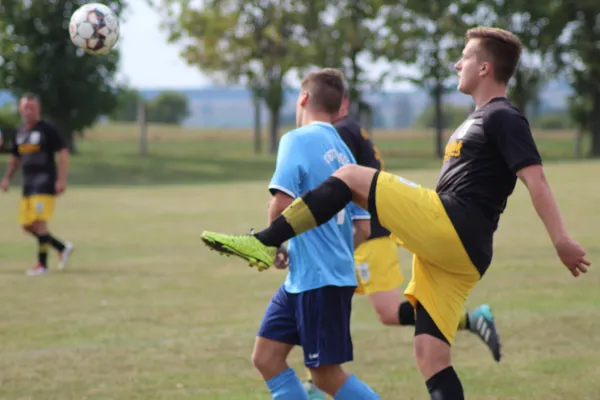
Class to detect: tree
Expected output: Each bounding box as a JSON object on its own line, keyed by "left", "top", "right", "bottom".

{"left": 155, "top": 0, "right": 312, "bottom": 154}
{"left": 557, "top": 1, "right": 600, "bottom": 157}
{"left": 305, "top": 0, "right": 386, "bottom": 119}
{"left": 110, "top": 86, "right": 143, "bottom": 123}
{"left": 147, "top": 91, "right": 190, "bottom": 125}
{"left": 379, "top": 0, "right": 476, "bottom": 158}
{"left": 0, "top": 0, "right": 125, "bottom": 152}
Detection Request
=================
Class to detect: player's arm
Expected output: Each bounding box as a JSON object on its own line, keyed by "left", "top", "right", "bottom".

{"left": 353, "top": 219, "right": 370, "bottom": 249}
{"left": 1, "top": 138, "right": 21, "bottom": 191}
{"left": 50, "top": 125, "right": 69, "bottom": 193}
{"left": 57, "top": 148, "right": 69, "bottom": 187}
{"left": 491, "top": 111, "right": 590, "bottom": 275}
{"left": 268, "top": 192, "right": 294, "bottom": 224}
{"left": 349, "top": 202, "right": 371, "bottom": 249}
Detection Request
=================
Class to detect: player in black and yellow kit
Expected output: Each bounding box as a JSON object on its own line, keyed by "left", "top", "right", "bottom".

{"left": 1, "top": 93, "right": 73, "bottom": 276}
{"left": 201, "top": 27, "right": 590, "bottom": 399}
{"left": 303, "top": 90, "right": 500, "bottom": 400}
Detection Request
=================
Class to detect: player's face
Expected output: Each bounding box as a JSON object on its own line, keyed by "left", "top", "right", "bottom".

{"left": 19, "top": 98, "right": 41, "bottom": 125}
{"left": 455, "top": 39, "right": 485, "bottom": 95}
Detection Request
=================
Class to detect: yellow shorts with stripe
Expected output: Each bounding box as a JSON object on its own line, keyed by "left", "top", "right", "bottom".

{"left": 19, "top": 195, "right": 56, "bottom": 227}
{"left": 354, "top": 236, "right": 404, "bottom": 295}
{"left": 373, "top": 171, "right": 480, "bottom": 344}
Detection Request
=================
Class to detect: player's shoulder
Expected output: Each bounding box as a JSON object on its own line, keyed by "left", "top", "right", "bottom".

{"left": 481, "top": 98, "right": 526, "bottom": 124}
{"left": 334, "top": 116, "right": 362, "bottom": 136}
{"left": 38, "top": 120, "right": 59, "bottom": 133}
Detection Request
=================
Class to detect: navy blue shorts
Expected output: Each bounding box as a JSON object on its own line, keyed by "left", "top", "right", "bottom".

{"left": 257, "top": 284, "right": 355, "bottom": 368}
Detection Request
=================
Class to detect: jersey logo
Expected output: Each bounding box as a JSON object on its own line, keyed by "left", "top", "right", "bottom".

{"left": 324, "top": 149, "right": 350, "bottom": 166}
{"left": 29, "top": 131, "right": 41, "bottom": 144}
{"left": 454, "top": 119, "right": 476, "bottom": 139}
{"left": 356, "top": 262, "right": 370, "bottom": 281}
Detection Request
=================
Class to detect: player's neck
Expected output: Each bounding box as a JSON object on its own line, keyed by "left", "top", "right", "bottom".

{"left": 25, "top": 120, "right": 39, "bottom": 129}
{"left": 472, "top": 83, "right": 507, "bottom": 110}
{"left": 305, "top": 112, "right": 334, "bottom": 125}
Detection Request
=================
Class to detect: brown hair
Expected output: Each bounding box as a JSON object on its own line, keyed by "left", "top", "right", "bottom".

{"left": 466, "top": 27, "right": 523, "bottom": 84}
{"left": 21, "top": 92, "right": 40, "bottom": 102}
{"left": 301, "top": 68, "right": 345, "bottom": 114}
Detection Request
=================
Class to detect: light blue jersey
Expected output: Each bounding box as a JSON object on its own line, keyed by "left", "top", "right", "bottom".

{"left": 268, "top": 121, "right": 370, "bottom": 293}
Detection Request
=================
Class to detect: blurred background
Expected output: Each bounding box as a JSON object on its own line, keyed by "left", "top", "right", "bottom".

{"left": 0, "top": 1, "right": 599, "bottom": 399}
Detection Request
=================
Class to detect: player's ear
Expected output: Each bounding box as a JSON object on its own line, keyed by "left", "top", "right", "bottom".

{"left": 480, "top": 61, "right": 491, "bottom": 77}
{"left": 300, "top": 91, "right": 309, "bottom": 107}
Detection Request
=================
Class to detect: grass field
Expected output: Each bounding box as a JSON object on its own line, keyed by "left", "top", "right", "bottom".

{"left": 0, "top": 125, "right": 599, "bottom": 399}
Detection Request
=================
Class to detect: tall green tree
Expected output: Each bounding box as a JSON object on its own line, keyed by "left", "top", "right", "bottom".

{"left": 0, "top": 0, "right": 125, "bottom": 151}
{"left": 379, "top": 0, "right": 476, "bottom": 158}
{"left": 557, "top": 1, "right": 600, "bottom": 157}
{"left": 155, "top": 0, "right": 312, "bottom": 154}
{"left": 305, "top": 0, "right": 386, "bottom": 121}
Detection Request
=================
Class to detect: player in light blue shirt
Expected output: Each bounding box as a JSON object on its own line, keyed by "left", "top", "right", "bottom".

{"left": 201, "top": 69, "right": 380, "bottom": 400}
{"left": 268, "top": 121, "right": 370, "bottom": 294}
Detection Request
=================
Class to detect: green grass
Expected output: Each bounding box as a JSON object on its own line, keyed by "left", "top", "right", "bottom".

{"left": 0, "top": 141, "right": 599, "bottom": 398}
{"left": 2, "top": 123, "right": 581, "bottom": 186}
{"left": 0, "top": 124, "right": 598, "bottom": 398}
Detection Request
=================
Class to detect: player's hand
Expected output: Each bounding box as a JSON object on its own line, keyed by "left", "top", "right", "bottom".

{"left": 273, "top": 246, "right": 289, "bottom": 270}
{"left": 1, "top": 178, "right": 9, "bottom": 192}
{"left": 55, "top": 179, "right": 67, "bottom": 195}
{"left": 554, "top": 236, "right": 590, "bottom": 277}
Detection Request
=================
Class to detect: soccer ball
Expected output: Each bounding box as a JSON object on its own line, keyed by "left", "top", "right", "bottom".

{"left": 69, "top": 3, "right": 120, "bottom": 55}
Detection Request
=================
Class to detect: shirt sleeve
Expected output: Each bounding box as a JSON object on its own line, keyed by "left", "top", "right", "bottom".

{"left": 268, "top": 133, "right": 304, "bottom": 198}
{"left": 348, "top": 202, "right": 370, "bottom": 221}
{"left": 47, "top": 124, "right": 68, "bottom": 152}
{"left": 486, "top": 109, "right": 542, "bottom": 174}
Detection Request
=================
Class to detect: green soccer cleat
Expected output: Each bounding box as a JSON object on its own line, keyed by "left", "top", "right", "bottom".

{"left": 468, "top": 304, "right": 502, "bottom": 362}
{"left": 303, "top": 381, "right": 326, "bottom": 400}
{"left": 200, "top": 231, "right": 277, "bottom": 271}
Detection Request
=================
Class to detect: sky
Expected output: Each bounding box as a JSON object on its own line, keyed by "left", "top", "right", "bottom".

{"left": 117, "top": 1, "right": 413, "bottom": 91}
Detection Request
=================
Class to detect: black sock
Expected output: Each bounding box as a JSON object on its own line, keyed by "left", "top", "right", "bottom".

{"left": 426, "top": 366, "right": 464, "bottom": 400}
{"left": 49, "top": 234, "right": 66, "bottom": 252}
{"left": 37, "top": 234, "right": 51, "bottom": 268}
{"left": 255, "top": 176, "right": 353, "bottom": 247}
{"left": 398, "top": 301, "right": 416, "bottom": 325}
{"left": 464, "top": 313, "right": 471, "bottom": 330}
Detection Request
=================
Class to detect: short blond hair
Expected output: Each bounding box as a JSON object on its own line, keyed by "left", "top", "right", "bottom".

{"left": 466, "top": 27, "right": 523, "bottom": 84}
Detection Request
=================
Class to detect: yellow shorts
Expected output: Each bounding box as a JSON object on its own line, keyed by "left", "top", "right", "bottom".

{"left": 19, "top": 194, "right": 56, "bottom": 227}
{"left": 354, "top": 236, "right": 404, "bottom": 295}
{"left": 374, "top": 171, "right": 480, "bottom": 344}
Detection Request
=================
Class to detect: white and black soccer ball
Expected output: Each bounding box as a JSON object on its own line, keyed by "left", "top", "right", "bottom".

{"left": 69, "top": 3, "right": 120, "bottom": 55}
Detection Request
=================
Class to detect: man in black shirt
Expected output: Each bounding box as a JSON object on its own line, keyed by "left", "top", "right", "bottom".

{"left": 201, "top": 27, "right": 590, "bottom": 399}
{"left": 1, "top": 93, "right": 74, "bottom": 276}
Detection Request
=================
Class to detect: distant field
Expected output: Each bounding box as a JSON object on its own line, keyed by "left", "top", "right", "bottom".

{"left": 0, "top": 161, "right": 598, "bottom": 399}
{"left": 18, "top": 123, "right": 582, "bottom": 187}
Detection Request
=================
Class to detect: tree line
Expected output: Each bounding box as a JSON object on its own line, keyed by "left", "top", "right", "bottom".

{"left": 155, "top": 0, "right": 600, "bottom": 157}
{"left": 0, "top": 0, "right": 599, "bottom": 157}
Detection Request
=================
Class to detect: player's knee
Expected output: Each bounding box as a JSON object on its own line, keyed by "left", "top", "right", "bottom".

{"left": 251, "top": 348, "right": 283, "bottom": 376}
{"left": 310, "top": 365, "right": 348, "bottom": 395}
{"left": 376, "top": 309, "right": 399, "bottom": 325}
{"left": 22, "top": 225, "right": 34, "bottom": 235}
{"left": 31, "top": 221, "right": 47, "bottom": 235}
{"left": 414, "top": 334, "right": 452, "bottom": 378}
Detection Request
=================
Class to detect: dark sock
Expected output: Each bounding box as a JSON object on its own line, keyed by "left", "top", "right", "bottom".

{"left": 398, "top": 301, "right": 416, "bottom": 325}
{"left": 255, "top": 176, "right": 353, "bottom": 247}
{"left": 49, "top": 234, "right": 66, "bottom": 252}
{"left": 37, "top": 234, "right": 51, "bottom": 268}
{"left": 426, "top": 366, "right": 464, "bottom": 400}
